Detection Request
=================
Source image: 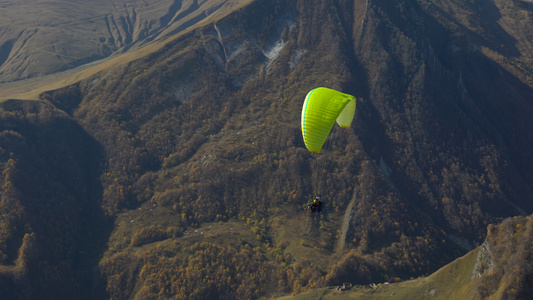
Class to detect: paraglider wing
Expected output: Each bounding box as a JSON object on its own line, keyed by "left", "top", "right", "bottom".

{"left": 301, "top": 87, "right": 356, "bottom": 153}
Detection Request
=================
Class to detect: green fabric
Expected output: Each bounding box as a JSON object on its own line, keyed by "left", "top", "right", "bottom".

{"left": 301, "top": 87, "right": 356, "bottom": 153}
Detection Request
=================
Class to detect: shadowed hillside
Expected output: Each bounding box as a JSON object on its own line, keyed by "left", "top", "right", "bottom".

{"left": 0, "top": 101, "right": 107, "bottom": 299}
{"left": 0, "top": 0, "right": 532, "bottom": 299}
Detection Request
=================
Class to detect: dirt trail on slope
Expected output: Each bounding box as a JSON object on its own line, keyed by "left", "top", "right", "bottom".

{"left": 337, "top": 187, "right": 357, "bottom": 253}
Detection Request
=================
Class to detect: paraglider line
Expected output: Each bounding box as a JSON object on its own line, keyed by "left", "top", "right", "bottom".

{"left": 317, "top": 127, "right": 349, "bottom": 195}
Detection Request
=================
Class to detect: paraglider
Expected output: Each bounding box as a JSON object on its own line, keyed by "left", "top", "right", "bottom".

{"left": 304, "top": 196, "right": 323, "bottom": 213}
{"left": 300, "top": 87, "right": 356, "bottom": 213}
{"left": 301, "top": 87, "right": 356, "bottom": 153}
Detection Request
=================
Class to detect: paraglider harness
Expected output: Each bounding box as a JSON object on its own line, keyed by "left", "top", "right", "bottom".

{"left": 305, "top": 196, "right": 323, "bottom": 213}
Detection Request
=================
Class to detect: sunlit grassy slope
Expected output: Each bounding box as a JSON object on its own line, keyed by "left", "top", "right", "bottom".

{"left": 277, "top": 247, "right": 482, "bottom": 299}
{"left": 0, "top": 0, "right": 254, "bottom": 102}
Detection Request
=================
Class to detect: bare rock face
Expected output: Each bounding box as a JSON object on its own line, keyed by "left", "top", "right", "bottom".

{"left": 472, "top": 240, "right": 493, "bottom": 278}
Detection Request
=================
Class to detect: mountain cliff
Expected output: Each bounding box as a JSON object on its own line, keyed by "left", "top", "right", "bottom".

{"left": 0, "top": 0, "right": 532, "bottom": 299}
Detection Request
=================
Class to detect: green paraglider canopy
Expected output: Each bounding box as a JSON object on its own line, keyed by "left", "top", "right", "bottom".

{"left": 301, "top": 87, "right": 356, "bottom": 153}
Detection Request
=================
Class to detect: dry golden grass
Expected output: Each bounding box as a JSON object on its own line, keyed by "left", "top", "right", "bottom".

{"left": 0, "top": 0, "right": 254, "bottom": 102}
{"left": 277, "top": 248, "right": 482, "bottom": 299}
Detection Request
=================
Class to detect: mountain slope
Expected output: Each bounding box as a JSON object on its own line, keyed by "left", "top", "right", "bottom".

{"left": 0, "top": 101, "right": 107, "bottom": 299}
{"left": 0, "top": 0, "right": 532, "bottom": 299}
{"left": 0, "top": 0, "right": 251, "bottom": 83}
{"left": 277, "top": 214, "right": 533, "bottom": 299}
